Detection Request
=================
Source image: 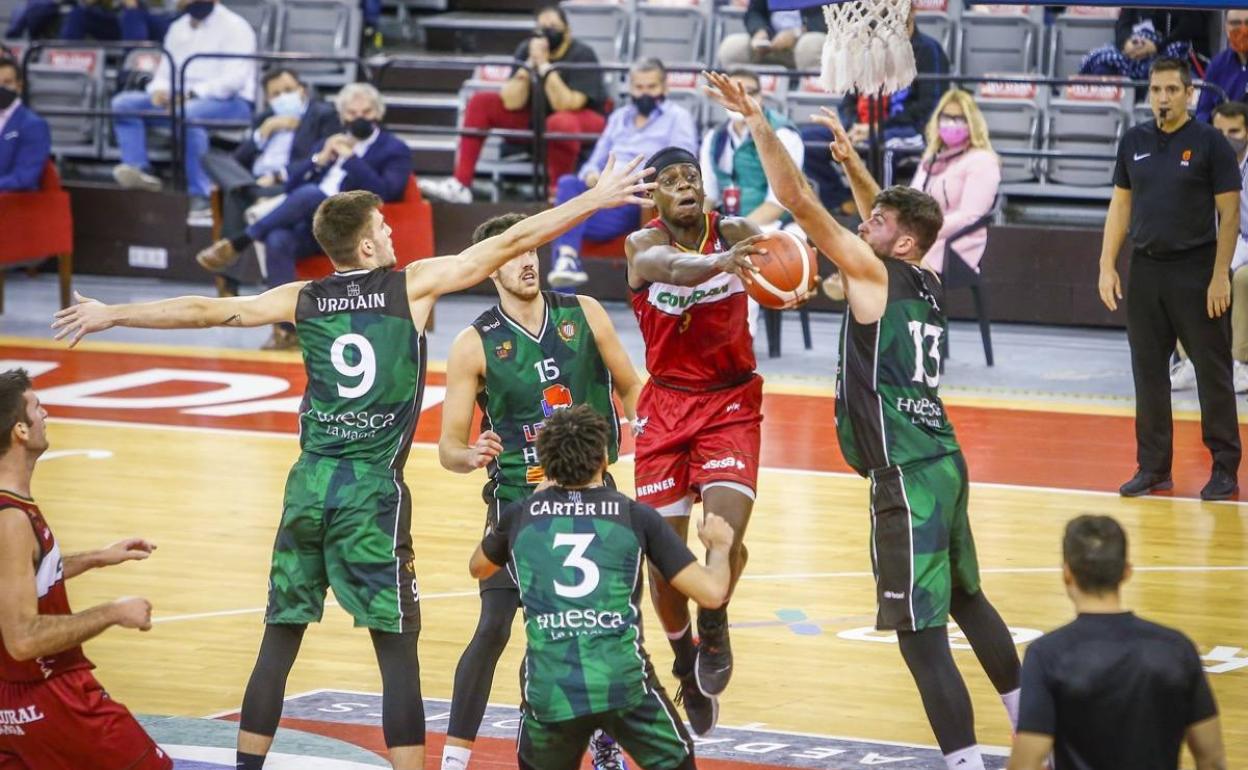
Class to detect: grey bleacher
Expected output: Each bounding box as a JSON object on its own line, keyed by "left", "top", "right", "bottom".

{"left": 1047, "top": 5, "right": 1117, "bottom": 79}
{"left": 957, "top": 5, "right": 1041, "bottom": 76}
{"left": 25, "top": 47, "right": 106, "bottom": 160}
{"left": 562, "top": 0, "right": 631, "bottom": 64}
{"left": 632, "top": 0, "right": 709, "bottom": 65}
{"left": 975, "top": 77, "right": 1044, "bottom": 185}
{"left": 1043, "top": 80, "right": 1128, "bottom": 188}
{"left": 275, "top": 0, "right": 361, "bottom": 87}
{"left": 230, "top": 0, "right": 280, "bottom": 51}
{"left": 0, "top": 0, "right": 23, "bottom": 38}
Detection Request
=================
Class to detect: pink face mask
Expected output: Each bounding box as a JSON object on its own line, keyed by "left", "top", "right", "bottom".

{"left": 938, "top": 123, "right": 971, "bottom": 148}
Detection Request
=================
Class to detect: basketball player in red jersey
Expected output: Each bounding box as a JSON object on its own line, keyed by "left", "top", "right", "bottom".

{"left": 624, "top": 145, "right": 770, "bottom": 736}
{"left": 0, "top": 369, "right": 171, "bottom": 770}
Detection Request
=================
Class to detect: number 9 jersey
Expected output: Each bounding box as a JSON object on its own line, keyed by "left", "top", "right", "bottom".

{"left": 294, "top": 267, "right": 427, "bottom": 471}
{"left": 835, "top": 259, "right": 961, "bottom": 476}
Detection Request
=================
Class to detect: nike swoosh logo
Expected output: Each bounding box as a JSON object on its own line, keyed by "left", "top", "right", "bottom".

{"left": 1134, "top": 153, "right": 1151, "bottom": 161}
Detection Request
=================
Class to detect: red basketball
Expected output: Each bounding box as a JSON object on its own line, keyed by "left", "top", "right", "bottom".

{"left": 744, "top": 230, "right": 818, "bottom": 309}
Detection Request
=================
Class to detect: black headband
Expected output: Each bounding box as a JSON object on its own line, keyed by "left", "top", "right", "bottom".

{"left": 646, "top": 146, "right": 699, "bottom": 178}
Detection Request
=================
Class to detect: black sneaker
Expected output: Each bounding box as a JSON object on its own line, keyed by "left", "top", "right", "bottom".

{"left": 695, "top": 606, "right": 733, "bottom": 696}
{"left": 1118, "top": 470, "right": 1173, "bottom": 497}
{"left": 673, "top": 668, "right": 718, "bottom": 736}
{"left": 1201, "top": 468, "right": 1239, "bottom": 501}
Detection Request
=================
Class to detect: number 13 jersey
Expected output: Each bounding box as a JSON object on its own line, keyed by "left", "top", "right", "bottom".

{"left": 295, "top": 268, "right": 427, "bottom": 471}
{"left": 836, "top": 259, "right": 960, "bottom": 476}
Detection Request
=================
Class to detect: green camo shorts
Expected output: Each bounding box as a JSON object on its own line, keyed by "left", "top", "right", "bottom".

{"left": 266, "top": 454, "right": 420, "bottom": 633}
{"left": 868, "top": 451, "right": 982, "bottom": 632}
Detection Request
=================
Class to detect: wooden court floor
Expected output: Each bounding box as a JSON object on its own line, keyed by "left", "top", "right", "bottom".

{"left": 2, "top": 337, "right": 1246, "bottom": 765}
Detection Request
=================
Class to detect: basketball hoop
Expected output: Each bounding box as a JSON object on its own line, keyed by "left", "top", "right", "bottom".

{"left": 820, "top": 0, "right": 916, "bottom": 96}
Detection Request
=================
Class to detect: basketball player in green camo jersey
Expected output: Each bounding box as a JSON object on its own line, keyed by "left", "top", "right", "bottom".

{"left": 471, "top": 405, "right": 735, "bottom": 770}
{"left": 51, "top": 153, "right": 655, "bottom": 770}
{"left": 437, "top": 212, "right": 643, "bottom": 770}
{"left": 705, "top": 73, "right": 1022, "bottom": 770}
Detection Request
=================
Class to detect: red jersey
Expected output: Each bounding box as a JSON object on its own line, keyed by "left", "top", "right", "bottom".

{"left": 630, "top": 212, "right": 757, "bottom": 389}
{"left": 0, "top": 492, "right": 92, "bottom": 683}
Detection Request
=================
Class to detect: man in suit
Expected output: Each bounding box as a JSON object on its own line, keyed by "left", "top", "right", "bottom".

{"left": 201, "top": 68, "right": 341, "bottom": 296}
{"left": 195, "top": 82, "right": 411, "bottom": 350}
{"left": 0, "top": 58, "right": 51, "bottom": 192}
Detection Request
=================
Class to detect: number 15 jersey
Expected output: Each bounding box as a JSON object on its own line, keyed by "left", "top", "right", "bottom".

{"left": 295, "top": 268, "right": 427, "bottom": 472}
{"left": 836, "top": 259, "right": 960, "bottom": 476}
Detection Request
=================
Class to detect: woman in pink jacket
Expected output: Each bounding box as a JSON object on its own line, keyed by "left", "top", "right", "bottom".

{"left": 910, "top": 88, "right": 1000, "bottom": 274}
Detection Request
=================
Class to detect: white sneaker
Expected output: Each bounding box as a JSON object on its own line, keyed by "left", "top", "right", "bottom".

{"left": 1234, "top": 360, "right": 1248, "bottom": 394}
{"left": 1170, "top": 359, "right": 1197, "bottom": 390}
{"left": 548, "top": 249, "right": 588, "bottom": 288}
{"left": 112, "top": 163, "right": 162, "bottom": 192}
{"left": 418, "top": 176, "right": 472, "bottom": 204}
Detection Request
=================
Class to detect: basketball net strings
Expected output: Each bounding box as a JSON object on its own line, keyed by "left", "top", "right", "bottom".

{"left": 821, "top": 0, "right": 917, "bottom": 96}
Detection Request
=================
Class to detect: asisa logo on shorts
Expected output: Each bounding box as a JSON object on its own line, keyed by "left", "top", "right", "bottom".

{"left": 702, "top": 456, "right": 745, "bottom": 471}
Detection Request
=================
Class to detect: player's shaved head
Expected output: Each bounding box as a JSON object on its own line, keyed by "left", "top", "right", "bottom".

{"left": 1063, "top": 514, "right": 1129, "bottom": 595}
{"left": 0, "top": 369, "right": 33, "bottom": 454}
{"left": 313, "top": 190, "right": 384, "bottom": 266}
{"left": 537, "top": 405, "right": 609, "bottom": 487}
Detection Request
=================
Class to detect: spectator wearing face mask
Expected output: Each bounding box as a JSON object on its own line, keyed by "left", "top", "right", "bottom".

{"left": 1196, "top": 9, "right": 1248, "bottom": 124}
{"left": 909, "top": 88, "right": 1000, "bottom": 275}
{"left": 546, "top": 57, "right": 697, "bottom": 289}
{"left": 194, "top": 83, "right": 411, "bottom": 350}
{"left": 1079, "top": 9, "right": 1209, "bottom": 80}
{"left": 0, "top": 57, "right": 51, "bottom": 192}
{"left": 420, "top": 4, "right": 607, "bottom": 204}
{"left": 199, "top": 68, "right": 341, "bottom": 297}
{"left": 109, "top": 0, "right": 257, "bottom": 221}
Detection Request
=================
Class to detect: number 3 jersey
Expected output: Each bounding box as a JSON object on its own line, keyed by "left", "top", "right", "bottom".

{"left": 294, "top": 268, "right": 426, "bottom": 471}
{"left": 472, "top": 292, "right": 618, "bottom": 503}
{"left": 481, "top": 486, "right": 696, "bottom": 722}
{"left": 836, "top": 259, "right": 960, "bottom": 476}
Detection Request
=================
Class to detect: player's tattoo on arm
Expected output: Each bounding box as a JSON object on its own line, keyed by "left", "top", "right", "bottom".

{"left": 222, "top": 314, "right": 243, "bottom": 327}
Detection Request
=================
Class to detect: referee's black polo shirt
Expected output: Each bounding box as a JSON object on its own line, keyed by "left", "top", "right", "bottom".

{"left": 1113, "top": 118, "right": 1242, "bottom": 258}
{"left": 1017, "top": 612, "right": 1218, "bottom": 770}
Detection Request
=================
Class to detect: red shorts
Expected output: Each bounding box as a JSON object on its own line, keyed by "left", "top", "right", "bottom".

{"left": 633, "top": 376, "right": 763, "bottom": 510}
{"left": 0, "top": 669, "right": 172, "bottom": 770}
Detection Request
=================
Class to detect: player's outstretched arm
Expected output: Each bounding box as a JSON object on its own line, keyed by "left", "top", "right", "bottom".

{"left": 668, "top": 513, "right": 734, "bottom": 609}
{"left": 0, "top": 509, "right": 153, "bottom": 662}
{"left": 405, "top": 153, "right": 654, "bottom": 306}
{"left": 439, "top": 328, "right": 502, "bottom": 474}
{"left": 62, "top": 538, "right": 156, "bottom": 579}
{"left": 51, "top": 283, "right": 305, "bottom": 348}
{"left": 703, "top": 72, "right": 885, "bottom": 288}
{"left": 576, "top": 296, "right": 642, "bottom": 424}
{"left": 626, "top": 225, "right": 765, "bottom": 290}
{"left": 1186, "top": 716, "right": 1228, "bottom": 770}
{"left": 1006, "top": 733, "right": 1054, "bottom": 770}
{"left": 811, "top": 107, "right": 880, "bottom": 224}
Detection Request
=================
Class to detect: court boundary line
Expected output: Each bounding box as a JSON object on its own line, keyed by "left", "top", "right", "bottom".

{"left": 49, "top": 416, "right": 1248, "bottom": 507}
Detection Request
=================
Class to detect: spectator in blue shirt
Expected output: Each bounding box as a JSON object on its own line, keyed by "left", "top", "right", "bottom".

{"left": 1196, "top": 9, "right": 1248, "bottom": 124}
{"left": 547, "top": 57, "right": 697, "bottom": 289}
{"left": 0, "top": 57, "right": 51, "bottom": 192}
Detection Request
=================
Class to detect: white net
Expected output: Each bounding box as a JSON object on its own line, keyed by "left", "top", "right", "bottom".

{"left": 820, "top": 0, "right": 916, "bottom": 96}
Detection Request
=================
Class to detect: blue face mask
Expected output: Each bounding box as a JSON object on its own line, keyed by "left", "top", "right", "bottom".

{"left": 186, "top": 1, "right": 213, "bottom": 20}
{"left": 269, "top": 90, "right": 304, "bottom": 118}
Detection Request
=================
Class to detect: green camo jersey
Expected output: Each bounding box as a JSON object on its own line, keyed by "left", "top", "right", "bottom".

{"left": 473, "top": 292, "right": 618, "bottom": 503}
{"left": 295, "top": 268, "right": 427, "bottom": 470}
{"left": 836, "top": 259, "right": 960, "bottom": 475}
{"left": 480, "top": 486, "right": 696, "bottom": 722}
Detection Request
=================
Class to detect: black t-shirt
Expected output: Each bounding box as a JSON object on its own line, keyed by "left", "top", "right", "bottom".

{"left": 1017, "top": 612, "right": 1218, "bottom": 770}
{"left": 511, "top": 38, "right": 607, "bottom": 114}
{"left": 1112, "top": 118, "right": 1241, "bottom": 257}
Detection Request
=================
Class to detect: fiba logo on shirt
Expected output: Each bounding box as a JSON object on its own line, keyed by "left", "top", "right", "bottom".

{"left": 1182, "top": 149, "right": 1192, "bottom": 167}
{"left": 541, "top": 384, "right": 574, "bottom": 418}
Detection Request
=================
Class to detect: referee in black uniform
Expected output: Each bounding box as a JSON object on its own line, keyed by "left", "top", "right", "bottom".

{"left": 1008, "top": 515, "right": 1226, "bottom": 770}
{"left": 1098, "top": 57, "right": 1241, "bottom": 501}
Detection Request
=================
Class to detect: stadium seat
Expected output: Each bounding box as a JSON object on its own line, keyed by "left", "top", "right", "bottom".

{"left": 1047, "top": 5, "right": 1118, "bottom": 79}
{"left": 0, "top": 161, "right": 73, "bottom": 313}
{"left": 913, "top": 0, "right": 957, "bottom": 67}
{"left": 632, "top": 0, "right": 708, "bottom": 65}
{"left": 958, "top": 4, "right": 1039, "bottom": 76}
{"left": 786, "top": 74, "right": 842, "bottom": 125}
{"left": 228, "top": 0, "right": 280, "bottom": 51}
{"left": 275, "top": 0, "right": 361, "bottom": 88}
{"left": 975, "top": 76, "right": 1043, "bottom": 185}
{"left": 1044, "top": 78, "right": 1127, "bottom": 188}
{"left": 26, "top": 47, "right": 105, "bottom": 160}
{"left": 293, "top": 175, "right": 434, "bottom": 280}
{"left": 561, "top": 0, "right": 632, "bottom": 64}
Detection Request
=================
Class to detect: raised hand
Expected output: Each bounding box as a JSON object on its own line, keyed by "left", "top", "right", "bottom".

{"left": 586, "top": 153, "right": 656, "bottom": 208}
{"left": 813, "top": 107, "right": 856, "bottom": 166}
{"left": 470, "top": 430, "right": 503, "bottom": 469}
{"left": 51, "top": 292, "right": 115, "bottom": 348}
{"left": 702, "top": 70, "right": 763, "bottom": 122}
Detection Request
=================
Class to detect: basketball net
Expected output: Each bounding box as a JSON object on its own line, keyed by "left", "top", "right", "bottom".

{"left": 820, "top": 0, "right": 916, "bottom": 96}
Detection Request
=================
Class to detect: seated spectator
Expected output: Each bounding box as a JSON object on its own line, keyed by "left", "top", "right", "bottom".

{"left": 59, "top": 0, "right": 181, "bottom": 42}
{"left": 1196, "top": 9, "right": 1248, "bottom": 123}
{"left": 4, "top": 0, "right": 59, "bottom": 38}
{"left": 801, "top": 6, "right": 949, "bottom": 214}
{"left": 547, "top": 58, "right": 697, "bottom": 288}
{"left": 699, "top": 68, "right": 802, "bottom": 231}
{"left": 110, "top": 0, "right": 257, "bottom": 220}
{"left": 909, "top": 88, "right": 1000, "bottom": 275}
{"left": 717, "top": 0, "right": 825, "bottom": 72}
{"left": 1079, "top": 9, "right": 1209, "bottom": 81}
{"left": 200, "top": 68, "right": 341, "bottom": 297}
{"left": 194, "top": 83, "right": 411, "bottom": 350}
{"left": 0, "top": 57, "right": 51, "bottom": 192}
{"left": 419, "top": 4, "right": 606, "bottom": 204}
